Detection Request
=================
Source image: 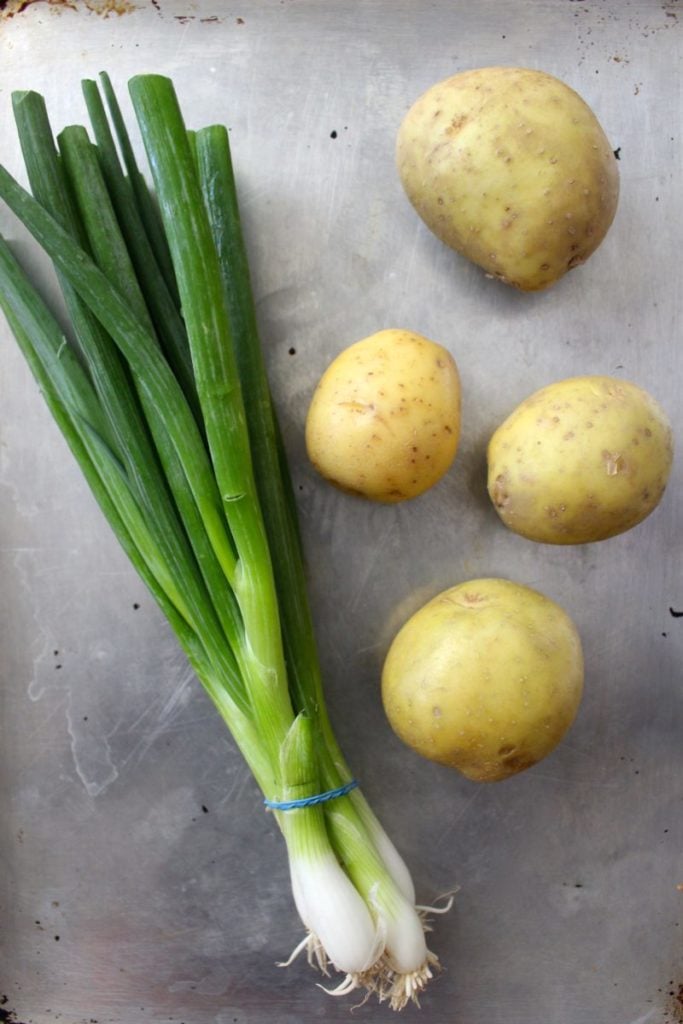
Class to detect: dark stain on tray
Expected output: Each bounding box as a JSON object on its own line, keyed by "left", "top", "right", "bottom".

{"left": 1, "top": 0, "right": 136, "bottom": 17}
{"left": 173, "top": 13, "right": 225, "bottom": 23}
{"left": 0, "top": 997, "right": 29, "bottom": 1024}
{"left": 662, "top": 980, "right": 683, "bottom": 1022}
{"left": 669, "top": 607, "right": 683, "bottom": 618}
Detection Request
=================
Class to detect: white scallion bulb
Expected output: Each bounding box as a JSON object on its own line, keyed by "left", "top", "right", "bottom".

{"left": 289, "top": 850, "right": 381, "bottom": 975}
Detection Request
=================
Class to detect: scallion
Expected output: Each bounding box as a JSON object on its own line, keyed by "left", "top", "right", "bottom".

{"left": 0, "top": 72, "right": 451, "bottom": 1009}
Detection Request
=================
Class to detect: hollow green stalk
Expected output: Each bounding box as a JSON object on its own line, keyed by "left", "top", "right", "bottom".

{"left": 193, "top": 122, "right": 417, "bottom": 902}
{"left": 81, "top": 77, "right": 198, "bottom": 411}
{"left": 128, "top": 73, "right": 294, "bottom": 779}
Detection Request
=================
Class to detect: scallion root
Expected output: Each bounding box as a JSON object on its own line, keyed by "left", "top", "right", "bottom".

{"left": 283, "top": 915, "right": 450, "bottom": 1010}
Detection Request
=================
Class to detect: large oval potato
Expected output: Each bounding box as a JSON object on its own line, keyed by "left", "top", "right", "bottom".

{"left": 396, "top": 67, "right": 620, "bottom": 291}
{"left": 381, "top": 578, "right": 584, "bottom": 782}
{"left": 487, "top": 375, "right": 674, "bottom": 544}
{"left": 305, "top": 328, "right": 461, "bottom": 502}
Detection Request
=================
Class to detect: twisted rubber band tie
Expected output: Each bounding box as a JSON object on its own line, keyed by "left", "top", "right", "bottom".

{"left": 264, "top": 779, "right": 359, "bottom": 811}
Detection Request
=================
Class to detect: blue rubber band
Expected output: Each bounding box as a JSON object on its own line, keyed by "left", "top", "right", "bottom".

{"left": 264, "top": 779, "right": 359, "bottom": 811}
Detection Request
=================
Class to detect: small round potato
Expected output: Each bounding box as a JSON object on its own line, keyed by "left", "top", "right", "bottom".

{"left": 305, "top": 329, "right": 461, "bottom": 502}
{"left": 396, "top": 66, "right": 619, "bottom": 291}
{"left": 381, "top": 578, "right": 584, "bottom": 782}
{"left": 487, "top": 375, "right": 674, "bottom": 544}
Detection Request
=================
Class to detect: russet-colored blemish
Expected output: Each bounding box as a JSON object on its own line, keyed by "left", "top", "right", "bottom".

{"left": 603, "top": 450, "right": 626, "bottom": 476}
{"left": 491, "top": 473, "right": 511, "bottom": 509}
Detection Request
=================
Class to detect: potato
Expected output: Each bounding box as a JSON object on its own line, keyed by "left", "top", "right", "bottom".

{"left": 396, "top": 67, "right": 619, "bottom": 291}
{"left": 487, "top": 375, "right": 674, "bottom": 545}
{"left": 305, "top": 328, "right": 461, "bottom": 502}
{"left": 381, "top": 578, "right": 584, "bottom": 782}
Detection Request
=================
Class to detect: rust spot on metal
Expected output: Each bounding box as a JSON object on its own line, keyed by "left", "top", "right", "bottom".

{"left": 1, "top": 0, "right": 137, "bottom": 15}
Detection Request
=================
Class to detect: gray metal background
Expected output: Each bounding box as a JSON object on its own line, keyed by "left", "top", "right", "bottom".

{"left": 0, "top": 2, "right": 681, "bottom": 1022}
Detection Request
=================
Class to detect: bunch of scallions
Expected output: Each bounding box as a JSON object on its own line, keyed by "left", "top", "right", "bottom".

{"left": 0, "top": 74, "right": 452, "bottom": 1009}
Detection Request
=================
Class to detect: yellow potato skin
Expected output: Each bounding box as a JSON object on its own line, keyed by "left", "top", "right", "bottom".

{"left": 305, "top": 329, "right": 461, "bottom": 503}
{"left": 381, "top": 579, "right": 584, "bottom": 782}
{"left": 396, "top": 67, "right": 619, "bottom": 291}
{"left": 487, "top": 376, "right": 674, "bottom": 545}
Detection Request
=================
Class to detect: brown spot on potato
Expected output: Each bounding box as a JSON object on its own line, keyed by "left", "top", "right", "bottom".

{"left": 491, "top": 473, "right": 510, "bottom": 508}
{"left": 503, "top": 753, "right": 538, "bottom": 774}
{"left": 446, "top": 113, "right": 468, "bottom": 135}
{"left": 603, "top": 450, "right": 626, "bottom": 476}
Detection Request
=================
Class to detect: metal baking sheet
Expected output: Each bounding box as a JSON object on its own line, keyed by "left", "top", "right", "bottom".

{"left": 1, "top": 2, "right": 681, "bottom": 1022}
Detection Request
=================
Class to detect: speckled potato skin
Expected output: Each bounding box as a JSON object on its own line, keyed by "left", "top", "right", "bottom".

{"left": 305, "top": 329, "right": 461, "bottom": 502}
{"left": 381, "top": 579, "right": 584, "bottom": 783}
{"left": 487, "top": 376, "right": 674, "bottom": 545}
{"left": 396, "top": 66, "right": 620, "bottom": 291}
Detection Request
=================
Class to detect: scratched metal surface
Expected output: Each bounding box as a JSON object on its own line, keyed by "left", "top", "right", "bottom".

{"left": 0, "top": 2, "right": 681, "bottom": 1022}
